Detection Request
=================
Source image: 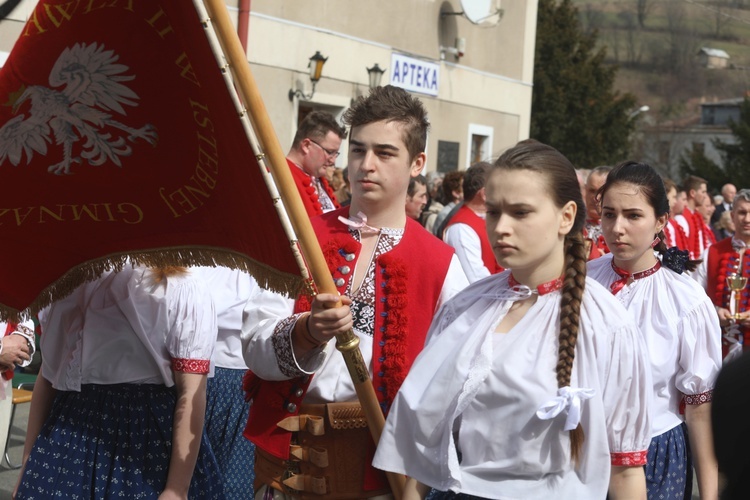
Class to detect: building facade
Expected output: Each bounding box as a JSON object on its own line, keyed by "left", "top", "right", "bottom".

{"left": 0, "top": 0, "right": 538, "bottom": 173}
{"left": 638, "top": 99, "right": 739, "bottom": 181}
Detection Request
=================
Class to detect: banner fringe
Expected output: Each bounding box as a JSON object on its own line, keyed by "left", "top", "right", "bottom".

{"left": 0, "top": 247, "right": 304, "bottom": 323}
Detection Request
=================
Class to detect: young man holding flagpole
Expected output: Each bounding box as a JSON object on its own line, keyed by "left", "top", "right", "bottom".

{"left": 241, "top": 85, "right": 468, "bottom": 499}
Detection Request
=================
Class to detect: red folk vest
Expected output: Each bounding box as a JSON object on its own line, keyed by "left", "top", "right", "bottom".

{"left": 243, "top": 208, "right": 455, "bottom": 491}
{"left": 288, "top": 159, "right": 340, "bottom": 217}
{"left": 681, "top": 207, "right": 704, "bottom": 260}
{"left": 444, "top": 205, "right": 503, "bottom": 274}
{"left": 665, "top": 219, "right": 689, "bottom": 251}
{"left": 706, "top": 237, "right": 750, "bottom": 351}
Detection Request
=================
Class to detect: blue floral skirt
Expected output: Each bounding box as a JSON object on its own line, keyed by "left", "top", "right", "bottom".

{"left": 205, "top": 367, "right": 255, "bottom": 499}
{"left": 16, "top": 383, "right": 223, "bottom": 499}
{"left": 645, "top": 422, "right": 693, "bottom": 500}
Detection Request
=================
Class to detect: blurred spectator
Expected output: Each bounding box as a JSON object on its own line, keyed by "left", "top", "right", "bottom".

{"left": 662, "top": 178, "right": 689, "bottom": 250}
{"left": 582, "top": 166, "right": 611, "bottom": 260}
{"left": 335, "top": 166, "right": 351, "bottom": 206}
{"left": 675, "top": 175, "right": 709, "bottom": 259}
{"left": 697, "top": 194, "right": 717, "bottom": 248}
{"left": 420, "top": 173, "right": 444, "bottom": 231}
{"left": 712, "top": 183, "right": 737, "bottom": 226}
{"left": 433, "top": 170, "right": 464, "bottom": 238}
{"left": 714, "top": 211, "right": 735, "bottom": 241}
{"left": 576, "top": 168, "right": 591, "bottom": 201}
{"left": 443, "top": 162, "right": 502, "bottom": 282}
{"left": 405, "top": 174, "right": 428, "bottom": 220}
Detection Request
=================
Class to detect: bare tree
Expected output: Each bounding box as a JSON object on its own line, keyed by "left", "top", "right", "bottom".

{"left": 663, "top": 0, "right": 700, "bottom": 74}
{"left": 636, "top": 0, "right": 652, "bottom": 28}
{"left": 605, "top": 28, "right": 622, "bottom": 63}
{"left": 618, "top": 9, "right": 644, "bottom": 66}
{"left": 712, "top": 0, "right": 733, "bottom": 39}
{"left": 581, "top": 3, "right": 606, "bottom": 36}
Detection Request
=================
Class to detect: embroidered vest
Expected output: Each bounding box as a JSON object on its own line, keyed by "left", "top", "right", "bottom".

{"left": 444, "top": 204, "right": 503, "bottom": 274}
{"left": 288, "top": 159, "right": 340, "bottom": 217}
{"left": 681, "top": 207, "right": 705, "bottom": 260}
{"left": 664, "top": 219, "right": 689, "bottom": 252}
{"left": 707, "top": 238, "right": 750, "bottom": 311}
{"left": 707, "top": 237, "right": 750, "bottom": 354}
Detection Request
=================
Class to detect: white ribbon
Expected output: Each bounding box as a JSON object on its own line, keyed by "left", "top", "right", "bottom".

{"left": 338, "top": 211, "right": 379, "bottom": 234}
{"left": 536, "top": 386, "right": 596, "bottom": 431}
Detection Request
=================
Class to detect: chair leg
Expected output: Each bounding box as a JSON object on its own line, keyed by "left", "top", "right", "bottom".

{"left": 3, "top": 403, "right": 20, "bottom": 469}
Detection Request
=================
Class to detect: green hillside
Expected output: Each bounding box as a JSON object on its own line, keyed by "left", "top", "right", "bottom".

{"left": 570, "top": 0, "right": 750, "bottom": 120}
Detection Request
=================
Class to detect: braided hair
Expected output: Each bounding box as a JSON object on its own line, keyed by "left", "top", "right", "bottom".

{"left": 598, "top": 161, "right": 701, "bottom": 273}
{"left": 494, "top": 139, "right": 588, "bottom": 462}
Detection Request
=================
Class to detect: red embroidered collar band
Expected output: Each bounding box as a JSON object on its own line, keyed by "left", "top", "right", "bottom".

{"left": 508, "top": 274, "right": 564, "bottom": 295}
{"left": 610, "top": 260, "right": 661, "bottom": 295}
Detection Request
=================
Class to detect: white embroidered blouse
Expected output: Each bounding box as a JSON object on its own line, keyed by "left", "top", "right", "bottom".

{"left": 589, "top": 253, "right": 722, "bottom": 436}
{"left": 38, "top": 265, "right": 217, "bottom": 391}
{"left": 373, "top": 271, "right": 652, "bottom": 499}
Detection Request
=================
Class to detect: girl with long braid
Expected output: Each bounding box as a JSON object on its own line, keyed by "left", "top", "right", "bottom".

{"left": 373, "top": 140, "right": 652, "bottom": 499}
{"left": 588, "top": 161, "right": 721, "bottom": 500}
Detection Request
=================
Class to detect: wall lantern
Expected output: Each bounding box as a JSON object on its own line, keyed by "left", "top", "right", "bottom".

{"left": 288, "top": 51, "right": 328, "bottom": 101}
{"left": 366, "top": 63, "right": 386, "bottom": 89}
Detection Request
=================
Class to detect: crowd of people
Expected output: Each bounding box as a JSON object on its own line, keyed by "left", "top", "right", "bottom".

{"left": 4, "top": 85, "right": 749, "bottom": 499}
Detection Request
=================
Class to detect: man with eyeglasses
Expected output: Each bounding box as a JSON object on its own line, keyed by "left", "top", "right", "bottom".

{"left": 286, "top": 111, "right": 347, "bottom": 217}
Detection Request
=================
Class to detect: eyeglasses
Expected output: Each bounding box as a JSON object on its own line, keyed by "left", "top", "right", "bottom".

{"left": 308, "top": 139, "right": 340, "bottom": 159}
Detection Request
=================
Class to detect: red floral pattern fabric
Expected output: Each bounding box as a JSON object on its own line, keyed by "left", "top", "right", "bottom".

{"left": 683, "top": 390, "right": 713, "bottom": 406}
{"left": 611, "top": 450, "right": 649, "bottom": 466}
{"left": 171, "top": 358, "right": 210, "bottom": 374}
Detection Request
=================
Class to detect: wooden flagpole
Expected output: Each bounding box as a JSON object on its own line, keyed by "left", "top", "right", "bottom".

{"left": 200, "top": 1, "right": 405, "bottom": 497}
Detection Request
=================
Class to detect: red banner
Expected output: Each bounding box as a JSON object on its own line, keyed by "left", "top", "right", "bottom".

{"left": 0, "top": 0, "right": 302, "bottom": 319}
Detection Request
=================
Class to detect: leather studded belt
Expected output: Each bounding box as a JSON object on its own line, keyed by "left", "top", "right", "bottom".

{"left": 254, "top": 402, "right": 390, "bottom": 499}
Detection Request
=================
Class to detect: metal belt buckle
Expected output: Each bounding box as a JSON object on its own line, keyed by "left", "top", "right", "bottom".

{"left": 282, "top": 460, "right": 302, "bottom": 494}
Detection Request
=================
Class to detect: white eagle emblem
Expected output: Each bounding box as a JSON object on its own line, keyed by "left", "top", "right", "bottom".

{"left": 0, "top": 42, "right": 157, "bottom": 174}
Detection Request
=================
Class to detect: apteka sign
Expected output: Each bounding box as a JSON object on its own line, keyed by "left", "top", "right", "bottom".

{"left": 389, "top": 53, "right": 439, "bottom": 97}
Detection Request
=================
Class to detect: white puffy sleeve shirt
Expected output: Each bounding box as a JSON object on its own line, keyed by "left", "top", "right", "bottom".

{"left": 38, "top": 266, "right": 217, "bottom": 391}
{"left": 444, "top": 223, "right": 491, "bottom": 284}
{"left": 373, "top": 272, "right": 652, "bottom": 499}
{"left": 588, "top": 254, "right": 721, "bottom": 436}
{"left": 192, "top": 266, "right": 256, "bottom": 370}
{"left": 241, "top": 255, "right": 467, "bottom": 404}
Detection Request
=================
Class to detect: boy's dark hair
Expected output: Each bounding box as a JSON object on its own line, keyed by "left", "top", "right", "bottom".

{"left": 343, "top": 85, "right": 429, "bottom": 162}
